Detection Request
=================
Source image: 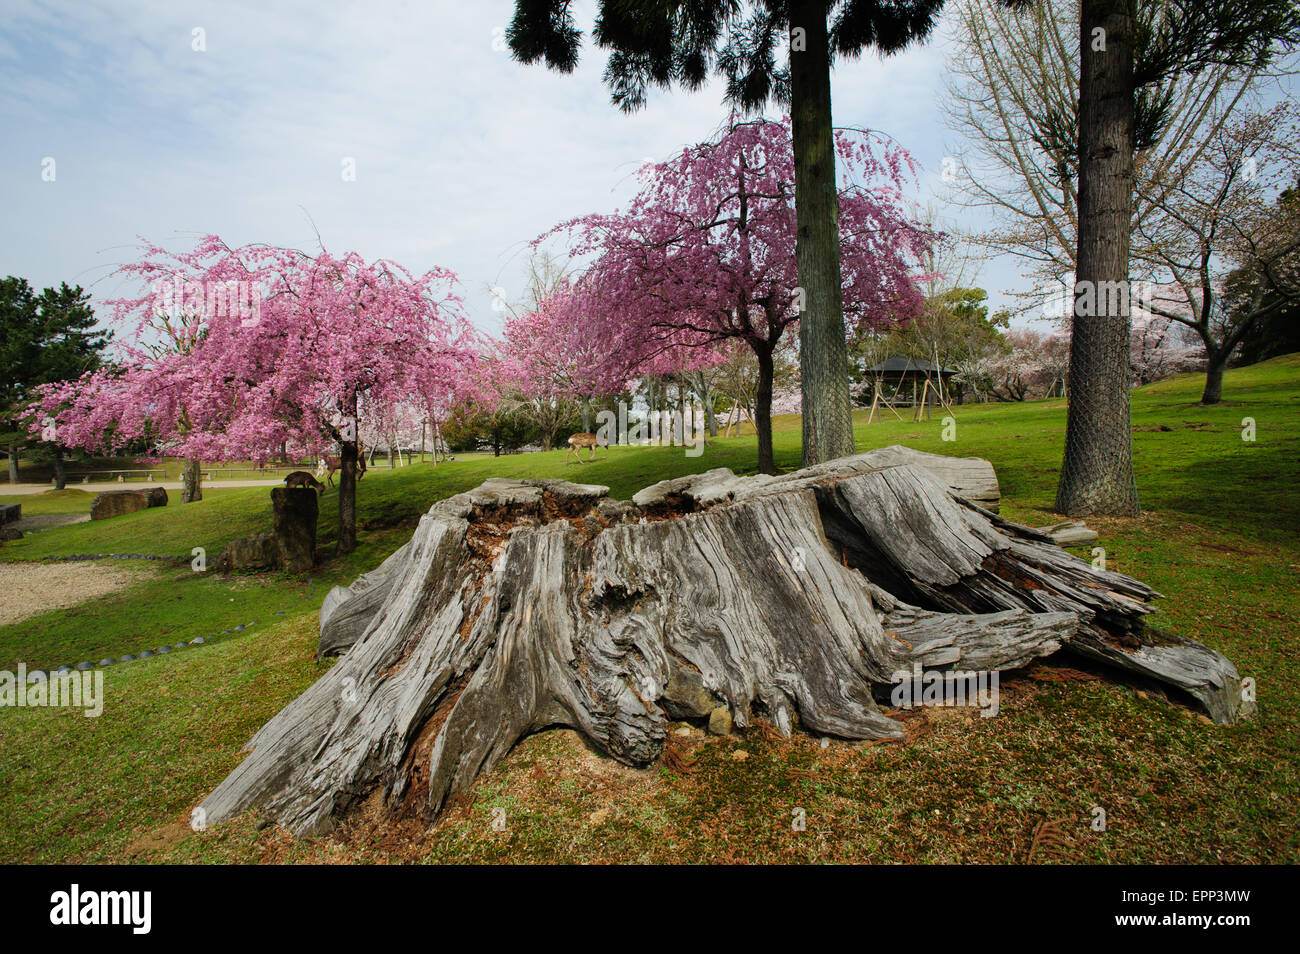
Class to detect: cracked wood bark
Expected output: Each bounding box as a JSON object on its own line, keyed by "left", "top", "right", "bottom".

{"left": 200, "top": 447, "right": 1249, "bottom": 836}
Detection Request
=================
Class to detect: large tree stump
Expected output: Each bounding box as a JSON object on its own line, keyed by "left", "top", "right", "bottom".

{"left": 198, "top": 446, "right": 1250, "bottom": 836}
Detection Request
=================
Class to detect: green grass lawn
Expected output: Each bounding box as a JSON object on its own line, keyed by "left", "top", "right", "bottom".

{"left": 0, "top": 488, "right": 99, "bottom": 516}
{"left": 1, "top": 355, "right": 1297, "bottom": 863}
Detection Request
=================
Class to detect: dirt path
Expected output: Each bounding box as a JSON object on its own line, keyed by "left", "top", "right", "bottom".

{"left": 0, "top": 561, "right": 152, "bottom": 626}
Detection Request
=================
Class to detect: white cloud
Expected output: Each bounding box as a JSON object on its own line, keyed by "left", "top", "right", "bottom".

{"left": 12, "top": 0, "right": 1267, "bottom": 339}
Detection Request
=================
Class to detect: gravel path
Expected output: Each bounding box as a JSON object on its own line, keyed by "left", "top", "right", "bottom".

{"left": 12, "top": 513, "right": 90, "bottom": 532}
{"left": 0, "top": 562, "right": 152, "bottom": 626}
{"left": 1, "top": 479, "right": 286, "bottom": 495}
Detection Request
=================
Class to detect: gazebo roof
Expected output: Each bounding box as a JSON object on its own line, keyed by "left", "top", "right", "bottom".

{"left": 867, "top": 357, "right": 956, "bottom": 374}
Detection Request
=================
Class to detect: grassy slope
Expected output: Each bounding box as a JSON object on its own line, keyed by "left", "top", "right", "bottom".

{"left": 0, "top": 355, "right": 1297, "bottom": 863}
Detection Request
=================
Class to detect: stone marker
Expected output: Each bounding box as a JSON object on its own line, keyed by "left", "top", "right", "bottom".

{"left": 271, "top": 487, "right": 318, "bottom": 573}
{"left": 213, "top": 532, "right": 279, "bottom": 572}
{"left": 214, "top": 487, "right": 318, "bottom": 573}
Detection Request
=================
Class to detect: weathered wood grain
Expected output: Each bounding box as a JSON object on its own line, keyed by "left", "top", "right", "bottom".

{"left": 199, "top": 449, "right": 1248, "bottom": 837}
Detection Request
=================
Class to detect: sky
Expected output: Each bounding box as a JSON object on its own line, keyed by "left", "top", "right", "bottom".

{"left": 0, "top": 0, "right": 1220, "bottom": 342}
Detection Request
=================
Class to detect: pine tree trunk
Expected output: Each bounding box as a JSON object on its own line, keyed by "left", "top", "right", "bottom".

{"left": 7, "top": 443, "right": 17, "bottom": 484}
{"left": 181, "top": 458, "right": 203, "bottom": 503}
{"left": 1055, "top": 0, "right": 1140, "bottom": 517}
{"left": 790, "top": 1, "right": 855, "bottom": 467}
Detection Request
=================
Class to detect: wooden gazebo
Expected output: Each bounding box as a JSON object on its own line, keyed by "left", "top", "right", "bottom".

{"left": 864, "top": 357, "right": 961, "bottom": 407}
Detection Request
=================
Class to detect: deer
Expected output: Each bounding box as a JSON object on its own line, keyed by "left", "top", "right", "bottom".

{"left": 283, "top": 471, "right": 325, "bottom": 495}
{"left": 565, "top": 432, "right": 606, "bottom": 464}
{"left": 320, "top": 443, "right": 367, "bottom": 488}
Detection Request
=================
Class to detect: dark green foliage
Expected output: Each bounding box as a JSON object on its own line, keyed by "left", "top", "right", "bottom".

{"left": 1133, "top": 0, "right": 1300, "bottom": 88}
{"left": 507, "top": 0, "right": 947, "bottom": 114}
{"left": 0, "top": 277, "right": 110, "bottom": 416}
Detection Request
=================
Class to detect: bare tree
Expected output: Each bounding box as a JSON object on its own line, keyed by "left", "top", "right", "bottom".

{"left": 495, "top": 252, "right": 581, "bottom": 450}
{"left": 1134, "top": 104, "right": 1300, "bottom": 402}
{"left": 941, "top": 0, "right": 1273, "bottom": 312}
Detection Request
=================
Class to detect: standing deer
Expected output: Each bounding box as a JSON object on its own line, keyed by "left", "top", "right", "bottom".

{"left": 565, "top": 432, "right": 605, "bottom": 464}
{"left": 283, "top": 471, "right": 325, "bottom": 495}
{"left": 320, "top": 443, "right": 367, "bottom": 488}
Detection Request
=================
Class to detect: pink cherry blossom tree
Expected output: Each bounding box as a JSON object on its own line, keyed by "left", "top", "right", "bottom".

{"left": 26, "top": 293, "right": 212, "bottom": 501}
{"left": 29, "top": 236, "right": 478, "bottom": 555}
{"left": 546, "top": 117, "right": 934, "bottom": 473}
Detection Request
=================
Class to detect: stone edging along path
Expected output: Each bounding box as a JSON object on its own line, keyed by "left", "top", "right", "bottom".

{"left": 1, "top": 551, "right": 294, "bottom": 680}
{"left": 26, "top": 612, "right": 291, "bottom": 681}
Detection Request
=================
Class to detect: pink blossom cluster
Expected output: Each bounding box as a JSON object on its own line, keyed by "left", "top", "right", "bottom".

{"left": 28, "top": 236, "right": 481, "bottom": 462}
{"left": 504, "top": 118, "right": 934, "bottom": 403}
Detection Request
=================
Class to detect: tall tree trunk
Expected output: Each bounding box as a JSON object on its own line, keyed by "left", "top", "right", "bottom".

{"left": 1201, "top": 350, "right": 1228, "bottom": 405}
{"left": 339, "top": 398, "right": 359, "bottom": 556}
{"left": 181, "top": 458, "right": 203, "bottom": 503}
{"left": 790, "top": 1, "right": 854, "bottom": 467}
{"left": 755, "top": 345, "right": 776, "bottom": 475}
{"left": 703, "top": 389, "right": 718, "bottom": 437}
{"left": 1055, "top": 0, "right": 1140, "bottom": 517}
{"left": 339, "top": 441, "right": 358, "bottom": 555}
{"left": 581, "top": 397, "right": 591, "bottom": 433}
{"left": 7, "top": 442, "right": 17, "bottom": 484}
{"left": 680, "top": 385, "right": 689, "bottom": 446}
{"left": 52, "top": 447, "right": 66, "bottom": 490}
